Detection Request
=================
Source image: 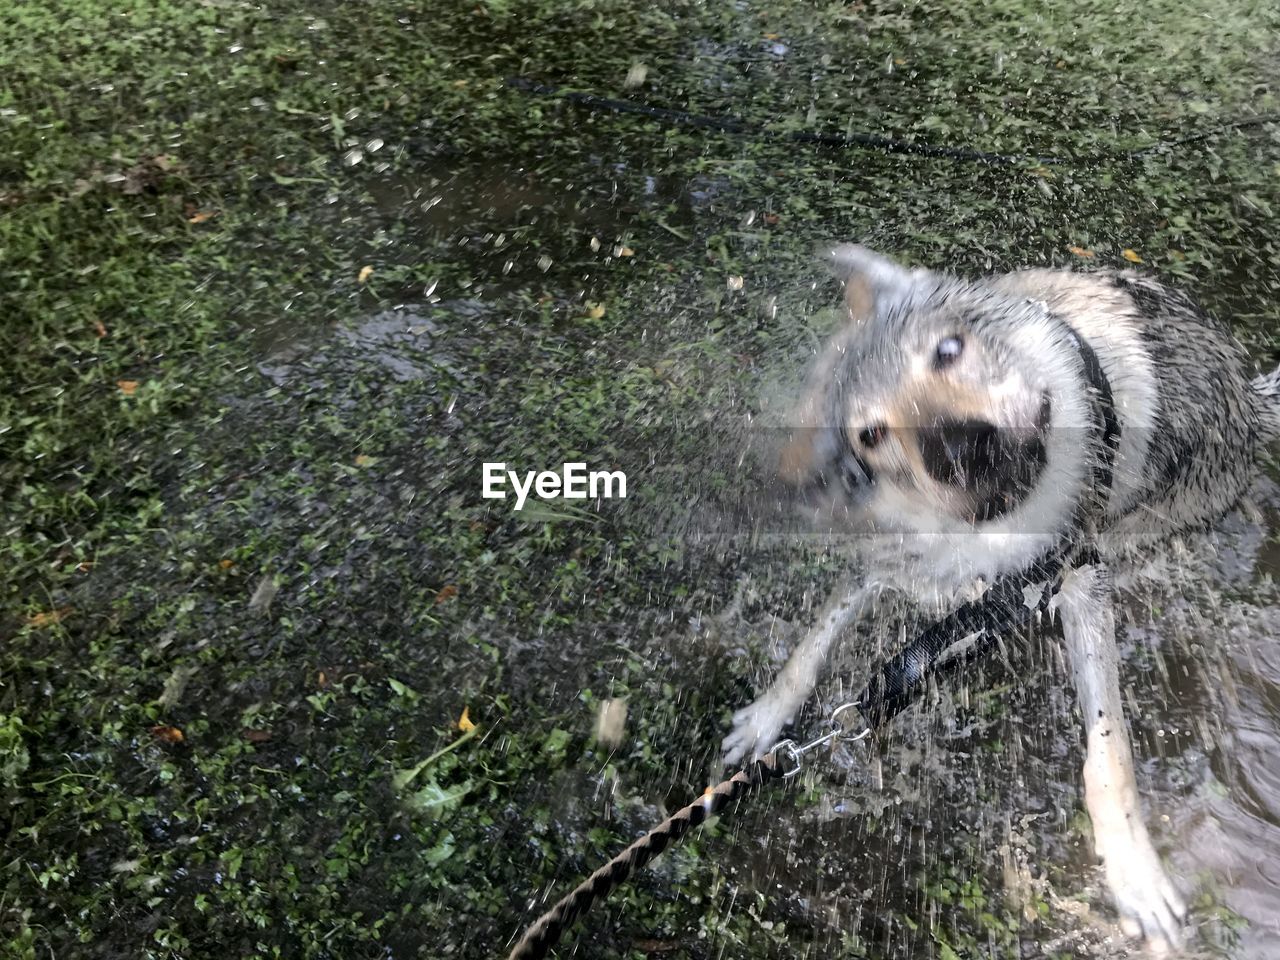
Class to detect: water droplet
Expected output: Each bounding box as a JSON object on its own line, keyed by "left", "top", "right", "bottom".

{"left": 342, "top": 148, "right": 364, "bottom": 167}
{"left": 727, "top": 275, "right": 745, "bottom": 291}
{"left": 537, "top": 255, "right": 554, "bottom": 272}
{"left": 365, "top": 138, "right": 385, "bottom": 153}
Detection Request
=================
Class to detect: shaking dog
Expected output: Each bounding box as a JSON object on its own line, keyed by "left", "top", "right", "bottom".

{"left": 722, "top": 246, "right": 1280, "bottom": 951}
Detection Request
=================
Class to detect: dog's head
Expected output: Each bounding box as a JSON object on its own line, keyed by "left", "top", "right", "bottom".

{"left": 782, "top": 246, "right": 1056, "bottom": 530}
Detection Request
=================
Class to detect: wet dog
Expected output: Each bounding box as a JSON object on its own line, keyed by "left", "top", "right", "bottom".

{"left": 721, "top": 246, "right": 1280, "bottom": 951}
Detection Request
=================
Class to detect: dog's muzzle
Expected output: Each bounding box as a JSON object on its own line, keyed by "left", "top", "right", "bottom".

{"left": 918, "top": 407, "right": 1049, "bottom": 521}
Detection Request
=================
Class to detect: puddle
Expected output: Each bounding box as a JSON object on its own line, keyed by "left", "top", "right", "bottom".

{"left": 682, "top": 484, "right": 1280, "bottom": 956}
{"left": 258, "top": 304, "right": 459, "bottom": 385}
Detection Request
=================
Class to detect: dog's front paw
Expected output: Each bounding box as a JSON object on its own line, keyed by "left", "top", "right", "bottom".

{"left": 1100, "top": 830, "right": 1186, "bottom": 953}
{"left": 721, "top": 694, "right": 798, "bottom": 767}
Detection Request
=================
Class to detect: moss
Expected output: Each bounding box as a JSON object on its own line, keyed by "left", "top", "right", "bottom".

{"left": 3, "top": 0, "right": 1278, "bottom": 957}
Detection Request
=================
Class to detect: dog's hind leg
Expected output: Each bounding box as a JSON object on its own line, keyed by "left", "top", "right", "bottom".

{"left": 721, "top": 582, "right": 881, "bottom": 765}
{"left": 1055, "top": 563, "right": 1186, "bottom": 952}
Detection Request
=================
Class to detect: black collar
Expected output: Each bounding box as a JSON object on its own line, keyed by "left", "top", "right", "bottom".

{"left": 1060, "top": 321, "right": 1121, "bottom": 512}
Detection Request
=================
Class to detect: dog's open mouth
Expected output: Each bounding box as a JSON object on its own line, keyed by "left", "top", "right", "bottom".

{"left": 919, "top": 392, "right": 1051, "bottom": 522}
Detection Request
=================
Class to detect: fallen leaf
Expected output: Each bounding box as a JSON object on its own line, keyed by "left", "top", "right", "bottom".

{"left": 242, "top": 728, "right": 273, "bottom": 743}
{"left": 623, "top": 64, "right": 648, "bottom": 89}
{"left": 633, "top": 940, "right": 680, "bottom": 954}
{"left": 1067, "top": 245, "right": 1095, "bottom": 258}
{"left": 218, "top": 558, "right": 235, "bottom": 570}
{"left": 150, "top": 725, "right": 185, "bottom": 744}
{"left": 186, "top": 210, "right": 219, "bottom": 224}
{"left": 618, "top": 246, "right": 635, "bottom": 257}
{"left": 1169, "top": 249, "right": 1187, "bottom": 261}
{"left": 357, "top": 265, "right": 375, "bottom": 283}
{"left": 158, "top": 664, "right": 198, "bottom": 709}
{"left": 93, "top": 320, "right": 108, "bottom": 338}
{"left": 354, "top": 453, "right": 375, "bottom": 467}
{"left": 27, "top": 607, "right": 71, "bottom": 628}
{"left": 317, "top": 670, "right": 329, "bottom": 687}
{"left": 117, "top": 379, "right": 140, "bottom": 396}
{"left": 1121, "top": 248, "right": 1144, "bottom": 263}
{"left": 405, "top": 778, "right": 471, "bottom": 814}
{"left": 456, "top": 707, "right": 476, "bottom": 732}
{"left": 594, "top": 698, "right": 628, "bottom": 748}
{"left": 584, "top": 302, "right": 606, "bottom": 320}
{"left": 435, "top": 584, "right": 458, "bottom": 604}
{"left": 248, "top": 574, "right": 278, "bottom": 615}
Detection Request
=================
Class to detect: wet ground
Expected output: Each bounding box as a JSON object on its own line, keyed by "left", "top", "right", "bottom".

{"left": 3, "top": 1, "right": 1280, "bottom": 958}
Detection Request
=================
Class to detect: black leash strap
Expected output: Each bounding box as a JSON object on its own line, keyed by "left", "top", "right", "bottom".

{"left": 505, "top": 77, "right": 1059, "bottom": 166}
{"left": 856, "top": 554, "right": 1064, "bottom": 728}
{"left": 507, "top": 750, "right": 792, "bottom": 960}
{"left": 507, "top": 77, "right": 1279, "bottom": 167}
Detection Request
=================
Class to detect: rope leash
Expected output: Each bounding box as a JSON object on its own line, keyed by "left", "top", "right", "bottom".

{"left": 504, "top": 426, "right": 1108, "bottom": 957}
{"left": 507, "top": 709, "right": 872, "bottom": 960}
{"left": 506, "top": 553, "right": 1075, "bottom": 960}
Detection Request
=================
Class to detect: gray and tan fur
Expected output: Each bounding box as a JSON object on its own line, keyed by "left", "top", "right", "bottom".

{"left": 722, "top": 246, "right": 1280, "bottom": 952}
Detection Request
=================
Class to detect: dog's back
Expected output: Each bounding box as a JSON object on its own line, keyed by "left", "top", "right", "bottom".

{"left": 993, "top": 268, "right": 1270, "bottom": 549}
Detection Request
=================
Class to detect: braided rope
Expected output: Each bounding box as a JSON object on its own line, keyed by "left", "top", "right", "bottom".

{"left": 506, "top": 751, "right": 791, "bottom": 960}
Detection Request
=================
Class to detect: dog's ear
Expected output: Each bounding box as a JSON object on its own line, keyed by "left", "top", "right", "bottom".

{"left": 824, "top": 244, "right": 921, "bottom": 321}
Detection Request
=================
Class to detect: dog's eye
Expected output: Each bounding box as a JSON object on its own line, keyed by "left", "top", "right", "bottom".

{"left": 934, "top": 336, "right": 964, "bottom": 369}
{"left": 857, "top": 425, "right": 886, "bottom": 449}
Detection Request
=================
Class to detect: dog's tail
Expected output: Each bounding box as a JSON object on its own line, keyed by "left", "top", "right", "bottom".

{"left": 1252, "top": 363, "right": 1280, "bottom": 442}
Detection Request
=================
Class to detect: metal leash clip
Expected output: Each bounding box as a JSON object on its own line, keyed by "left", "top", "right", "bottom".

{"left": 769, "top": 700, "right": 873, "bottom": 779}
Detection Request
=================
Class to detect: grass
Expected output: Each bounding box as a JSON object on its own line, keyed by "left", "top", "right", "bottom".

{"left": 2, "top": 0, "right": 1278, "bottom": 957}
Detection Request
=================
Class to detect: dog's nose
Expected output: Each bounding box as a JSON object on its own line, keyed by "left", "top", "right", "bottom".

{"left": 918, "top": 418, "right": 1000, "bottom": 487}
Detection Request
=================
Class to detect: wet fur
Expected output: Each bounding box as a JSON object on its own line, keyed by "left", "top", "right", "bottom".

{"left": 723, "top": 247, "right": 1280, "bottom": 952}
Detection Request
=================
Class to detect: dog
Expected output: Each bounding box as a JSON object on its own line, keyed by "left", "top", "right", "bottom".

{"left": 721, "top": 245, "right": 1280, "bottom": 952}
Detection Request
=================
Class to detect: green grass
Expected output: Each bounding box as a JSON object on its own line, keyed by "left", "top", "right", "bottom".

{"left": 2, "top": 0, "right": 1278, "bottom": 957}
